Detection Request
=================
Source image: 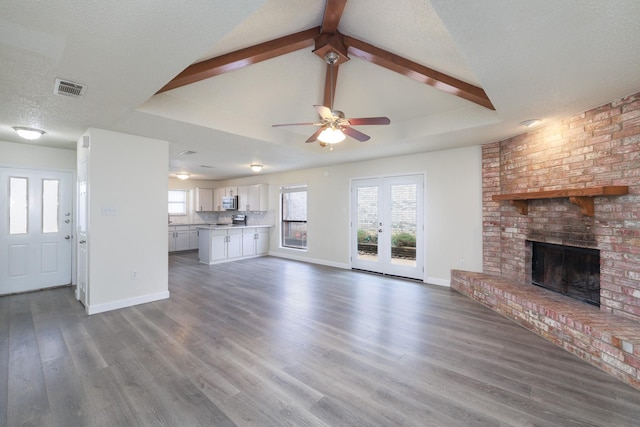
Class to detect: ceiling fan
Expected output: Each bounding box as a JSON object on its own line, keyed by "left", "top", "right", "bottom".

{"left": 157, "top": 0, "right": 495, "bottom": 145}
{"left": 271, "top": 51, "right": 390, "bottom": 147}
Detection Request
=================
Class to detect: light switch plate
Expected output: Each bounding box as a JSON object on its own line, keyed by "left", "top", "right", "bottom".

{"left": 101, "top": 205, "right": 118, "bottom": 215}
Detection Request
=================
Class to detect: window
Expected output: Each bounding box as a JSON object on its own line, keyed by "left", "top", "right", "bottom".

{"left": 168, "top": 190, "right": 188, "bottom": 215}
{"left": 281, "top": 185, "right": 307, "bottom": 249}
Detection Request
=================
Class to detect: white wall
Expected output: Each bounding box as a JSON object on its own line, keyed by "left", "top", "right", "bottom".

{"left": 83, "top": 128, "right": 169, "bottom": 314}
{"left": 0, "top": 140, "right": 76, "bottom": 170}
{"left": 219, "top": 145, "right": 483, "bottom": 286}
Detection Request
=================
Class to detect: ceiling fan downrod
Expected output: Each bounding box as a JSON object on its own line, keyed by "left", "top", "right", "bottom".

{"left": 324, "top": 52, "right": 339, "bottom": 111}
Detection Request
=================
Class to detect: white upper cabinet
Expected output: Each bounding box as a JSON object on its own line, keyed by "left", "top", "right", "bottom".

{"left": 238, "top": 184, "right": 268, "bottom": 211}
{"left": 195, "top": 188, "right": 213, "bottom": 211}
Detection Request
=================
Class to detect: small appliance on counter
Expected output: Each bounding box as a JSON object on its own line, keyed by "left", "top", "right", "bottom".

{"left": 231, "top": 214, "right": 247, "bottom": 226}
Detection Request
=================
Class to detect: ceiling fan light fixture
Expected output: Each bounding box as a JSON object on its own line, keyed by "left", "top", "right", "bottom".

{"left": 318, "top": 127, "right": 345, "bottom": 144}
{"left": 176, "top": 173, "right": 190, "bottom": 180}
{"left": 250, "top": 164, "right": 263, "bottom": 172}
{"left": 13, "top": 126, "right": 45, "bottom": 140}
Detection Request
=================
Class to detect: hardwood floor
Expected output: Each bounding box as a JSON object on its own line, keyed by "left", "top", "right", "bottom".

{"left": 2, "top": 252, "right": 640, "bottom": 426}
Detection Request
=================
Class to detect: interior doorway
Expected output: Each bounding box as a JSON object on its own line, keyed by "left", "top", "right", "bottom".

{"left": 0, "top": 167, "right": 73, "bottom": 294}
{"left": 351, "top": 174, "right": 424, "bottom": 280}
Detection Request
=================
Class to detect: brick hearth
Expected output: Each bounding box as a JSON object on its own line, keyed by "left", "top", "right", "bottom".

{"left": 451, "top": 270, "right": 640, "bottom": 390}
{"left": 455, "top": 91, "right": 640, "bottom": 390}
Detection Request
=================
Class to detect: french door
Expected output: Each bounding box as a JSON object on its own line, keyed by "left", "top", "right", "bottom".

{"left": 0, "top": 168, "right": 73, "bottom": 294}
{"left": 351, "top": 174, "right": 424, "bottom": 280}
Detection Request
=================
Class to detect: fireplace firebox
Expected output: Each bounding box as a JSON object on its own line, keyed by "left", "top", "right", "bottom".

{"left": 530, "top": 241, "right": 600, "bottom": 306}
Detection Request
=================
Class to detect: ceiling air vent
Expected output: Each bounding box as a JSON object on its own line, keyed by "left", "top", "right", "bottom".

{"left": 54, "top": 78, "right": 86, "bottom": 97}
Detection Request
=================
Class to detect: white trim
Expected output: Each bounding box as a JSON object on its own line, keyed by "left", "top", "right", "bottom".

{"left": 426, "top": 277, "right": 450, "bottom": 287}
{"left": 269, "top": 252, "right": 349, "bottom": 270}
{"left": 86, "top": 290, "right": 170, "bottom": 315}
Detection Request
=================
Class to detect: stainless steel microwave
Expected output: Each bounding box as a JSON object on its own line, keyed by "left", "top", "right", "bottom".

{"left": 222, "top": 195, "right": 238, "bottom": 210}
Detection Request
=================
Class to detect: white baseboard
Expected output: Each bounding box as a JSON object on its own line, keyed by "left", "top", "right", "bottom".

{"left": 268, "top": 251, "right": 350, "bottom": 270}
{"left": 425, "top": 277, "right": 450, "bottom": 287}
{"left": 86, "top": 290, "right": 170, "bottom": 315}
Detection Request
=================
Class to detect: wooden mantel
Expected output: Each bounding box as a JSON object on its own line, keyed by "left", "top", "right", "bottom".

{"left": 492, "top": 186, "right": 629, "bottom": 216}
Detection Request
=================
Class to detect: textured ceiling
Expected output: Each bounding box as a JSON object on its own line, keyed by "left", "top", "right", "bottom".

{"left": 1, "top": 0, "right": 639, "bottom": 180}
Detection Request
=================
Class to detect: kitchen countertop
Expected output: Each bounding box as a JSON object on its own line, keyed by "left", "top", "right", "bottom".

{"left": 196, "top": 224, "right": 273, "bottom": 230}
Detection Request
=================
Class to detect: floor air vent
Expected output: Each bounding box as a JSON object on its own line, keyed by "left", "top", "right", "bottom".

{"left": 54, "top": 78, "right": 86, "bottom": 97}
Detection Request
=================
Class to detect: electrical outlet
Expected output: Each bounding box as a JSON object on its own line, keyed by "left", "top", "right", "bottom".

{"left": 130, "top": 271, "right": 138, "bottom": 280}
{"left": 459, "top": 259, "right": 465, "bottom": 268}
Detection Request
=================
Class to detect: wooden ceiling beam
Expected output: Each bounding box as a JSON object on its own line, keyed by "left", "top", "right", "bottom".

{"left": 157, "top": 27, "right": 321, "bottom": 93}
{"left": 320, "top": 0, "right": 347, "bottom": 34}
{"left": 344, "top": 35, "right": 496, "bottom": 110}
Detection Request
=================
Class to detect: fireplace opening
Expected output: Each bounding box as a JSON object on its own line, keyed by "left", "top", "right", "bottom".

{"left": 530, "top": 241, "right": 600, "bottom": 307}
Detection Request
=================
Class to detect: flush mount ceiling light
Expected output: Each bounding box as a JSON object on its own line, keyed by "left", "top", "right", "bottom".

{"left": 13, "top": 126, "right": 45, "bottom": 140}
{"left": 317, "top": 127, "right": 346, "bottom": 144}
{"left": 176, "top": 173, "right": 190, "bottom": 180}
{"left": 250, "top": 164, "right": 263, "bottom": 172}
{"left": 520, "top": 119, "right": 541, "bottom": 128}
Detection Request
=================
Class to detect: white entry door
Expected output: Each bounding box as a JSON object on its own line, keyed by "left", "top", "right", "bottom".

{"left": 0, "top": 168, "right": 73, "bottom": 294}
{"left": 351, "top": 174, "right": 424, "bottom": 280}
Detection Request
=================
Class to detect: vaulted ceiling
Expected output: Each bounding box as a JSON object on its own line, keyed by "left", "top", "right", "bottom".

{"left": 2, "top": 0, "right": 639, "bottom": 179}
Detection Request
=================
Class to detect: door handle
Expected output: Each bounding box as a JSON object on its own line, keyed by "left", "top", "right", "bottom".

{"left": 378, "top": 229, "right": 383, "bottom": 233}
{"left": 65, "top": 235, "right": 71, "bottom": 240}
{"left": 79, "top": 240, "right": 86, "bottom": 244}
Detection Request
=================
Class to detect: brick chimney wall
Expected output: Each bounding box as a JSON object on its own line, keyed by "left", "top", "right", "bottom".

{"left": 483, "top": 91, "right": 640, "bottom": 321}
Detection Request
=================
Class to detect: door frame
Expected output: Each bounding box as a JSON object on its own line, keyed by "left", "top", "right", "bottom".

{"left": 349, "top": 172, "right": 425, "bottom": 281}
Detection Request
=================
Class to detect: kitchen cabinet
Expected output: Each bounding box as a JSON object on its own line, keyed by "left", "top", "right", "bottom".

{"left": 238, "top": 184, "right": 268, "bottom": 211}
{"left": 213, "top": 188, "right": 224, "bottom": 211}
{"left": 213, "top": 186, "right": 239, "bottom": 211}
{"left": 199, "top": 227, "right": 244, "bottom": 263}
{"left": 242, "top": 227, "right": 269, "bottom": 256}
{"left": 195, "top": 188, "right": 214, "bottom": 211}
{"left": 223, "top": 186, "right": 238, "bottom": 197}
{"left": 168, "top": 225, "right": 191, "bottom": 252}
{"left": 199, "top": 225, "right": 270, "bottom": 264}
{"left": 189, "top": 227, "right": 199, "bottom": 250}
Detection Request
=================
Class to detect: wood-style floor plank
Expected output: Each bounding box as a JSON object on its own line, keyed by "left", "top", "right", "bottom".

{"left": 1, "top": 252, "right": 640, "bottom": 426}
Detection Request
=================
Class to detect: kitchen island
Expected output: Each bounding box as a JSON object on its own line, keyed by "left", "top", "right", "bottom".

{"left": 197, "top": 224, "right": 272, "bottom": 264}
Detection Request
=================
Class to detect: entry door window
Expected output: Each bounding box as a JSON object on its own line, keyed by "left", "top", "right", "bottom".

{"left": 42, "top": 179, "right": 60, "bottom": 233}
{"left": 9, "top": 177, "right": 28, "bottom": 234}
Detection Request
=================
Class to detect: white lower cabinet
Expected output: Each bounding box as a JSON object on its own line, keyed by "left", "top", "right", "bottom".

{"left": 256, "top": 228, "right": 269, "bottom": 255}
{"left": 189, "top": 228, "right": 199, "bottom": 250}
{"left": 242, "top": 228, "right": 269, "bottom": 256}
{"left": 199, "top": 226, "right": 270, "bottom": 264}
{"left": 208, "top": 229, "right": 242, "bottom": 262}
{"left": 168, "top": 225, "right": 191, "bottom": 252}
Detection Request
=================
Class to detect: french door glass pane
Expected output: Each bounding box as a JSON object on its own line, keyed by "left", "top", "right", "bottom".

{"left": 357, "top": 186, "right": 378, "bottom": 261}
{"left": 391, "top": 183, "right": 417, "bottom": 266}
{"left": 42, "top": 179, "right": 59, "bottom": 233}
{"left": 9, "top": 177, "right": 28, "bottom": 234}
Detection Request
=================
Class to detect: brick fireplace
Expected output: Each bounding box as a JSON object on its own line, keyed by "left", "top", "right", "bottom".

{"left": 452, "top": 91, "right": 640, "bottom": 390}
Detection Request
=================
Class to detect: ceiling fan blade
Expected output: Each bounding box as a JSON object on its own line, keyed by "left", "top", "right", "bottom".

{"left": 342, "top": 126, "right": 370, "bottom": 142}
{"left": 314, "top": 105, "right": 334, "bottom": 120}
{"left": 272, "top": 122, "right": 320, "bottom": 127}
{"left": 306, "top": 128, "right": 324, "bottom": 143}
{"left": 347, "top": 117, "right": 391, "bottom": 126}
